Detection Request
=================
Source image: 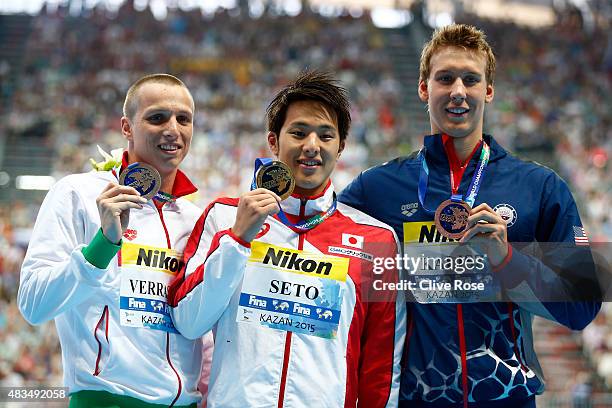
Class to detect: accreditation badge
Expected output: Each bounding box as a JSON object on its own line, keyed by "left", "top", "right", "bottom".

{"left": 118, "top": 242, "right": 184, "bottom": 333}
{"left": 119, "top": 163, "right": 161, "bottom": 200}
{"left": 403, "top": 221, "right": 500, "bottom": 303}
{"left": 255, "top": 161, "right": 295, "bottom": 200}
{"left": 434, "top": 199, "right": 471, "bottom": 240}
{"left": 236, "top": 241, "right": 349, "bottom": 339}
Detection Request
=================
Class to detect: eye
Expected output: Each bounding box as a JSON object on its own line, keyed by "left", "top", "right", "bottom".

{"left": 320, "top": 133, "right": 334, "bottom": 141}
{"left": 438, "top": 74, "right": 453, "bottom": 83}
{"left": 177, "top": 115, "right": 192, "bottom": 125}
{"left": 147, "top": 113, "right": 165, "bottom": 123}
{"left": 289, "top": 130, "right": 305, "bottom": 137}
{"left": 464, "top": 75, "right": 479, "bottom": 85}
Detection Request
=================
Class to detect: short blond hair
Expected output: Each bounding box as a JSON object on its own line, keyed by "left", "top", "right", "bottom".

{"left": 419, "top": 24, "right": 496, "bottom": 85}
{"left": 123, "top": 73, "right": 192, "bottom": 119}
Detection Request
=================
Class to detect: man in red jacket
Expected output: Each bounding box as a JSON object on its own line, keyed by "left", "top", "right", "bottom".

{"left": 169, "top": 70, "right": 406, "bottom": 407}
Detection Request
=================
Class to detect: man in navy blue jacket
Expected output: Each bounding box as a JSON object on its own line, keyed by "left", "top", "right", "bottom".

{"left": 339, "top": 24, "right": 601, "bottom": 408}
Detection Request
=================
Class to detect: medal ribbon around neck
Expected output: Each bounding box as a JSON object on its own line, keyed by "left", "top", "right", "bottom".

{"left": 417, "top": 139, "right": 490, "bottom": 213}
{"left": 251, "top": 158, "right": 337, "bottom": 232}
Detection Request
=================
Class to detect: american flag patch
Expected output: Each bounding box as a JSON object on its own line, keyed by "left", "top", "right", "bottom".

{"left": 573, "top": 226, "right": 589, "bottom": 246}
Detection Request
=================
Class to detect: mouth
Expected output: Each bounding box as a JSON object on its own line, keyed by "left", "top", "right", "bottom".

{"left": 445, "top": 107, "right": 469, "bottom": 117}
{"left": 296, "top": 158, "right": 322, "bottom": 171}
{"left": 158, "top": 143, "right": 181, "bottom": 154}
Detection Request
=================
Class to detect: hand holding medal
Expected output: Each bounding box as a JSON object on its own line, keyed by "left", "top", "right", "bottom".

{"left": 459, "top": 203, "right": 509, "bottom": 266}
{"left": 96, "top": 182, "right": 147, "bottom": 244}
{"left": 97, "top": 162, "right": 170, "bottom": 244}
{"left": 233, "top": 188, "right": 281, "bottom": 243}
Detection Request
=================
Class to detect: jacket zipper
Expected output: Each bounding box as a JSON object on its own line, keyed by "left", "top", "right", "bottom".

{"left": 157, "top": 205, "right": 182, "bottom": 408}
{"left": 277, "top": 198, "right": 307, "bottom": 408}
{"left": 93, "top": 305, "right": 109, "bottom": 376}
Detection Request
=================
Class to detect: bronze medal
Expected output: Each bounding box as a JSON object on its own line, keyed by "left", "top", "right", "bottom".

{"left": 434, "top": 199, "right": 471, "bottom": 240}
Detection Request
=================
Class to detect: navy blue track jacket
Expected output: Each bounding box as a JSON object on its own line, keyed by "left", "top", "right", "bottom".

{"left": 339, "top": 134, "right": 601, "bottom": 407}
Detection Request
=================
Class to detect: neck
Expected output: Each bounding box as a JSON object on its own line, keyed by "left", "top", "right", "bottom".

{"left": 160, "top": 171, "right": 176, "bottom": 194}
{"left": 449, "top": 133, "right": 482, "bottom": 163}
{"left": 293, "top": 179, "right": 330, "bottom": 199}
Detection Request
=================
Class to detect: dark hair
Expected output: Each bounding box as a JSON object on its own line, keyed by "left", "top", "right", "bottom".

{"left": 266, "top": 71, "right": 351, "bottom": 141}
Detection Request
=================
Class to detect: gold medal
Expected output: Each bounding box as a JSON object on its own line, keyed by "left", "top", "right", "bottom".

{"left": 255, "top": 161, "right": 295, "bottom": 200}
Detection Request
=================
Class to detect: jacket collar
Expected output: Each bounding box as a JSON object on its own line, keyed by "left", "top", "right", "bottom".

{"left": 119, "top": 151, "right": 197, "bottom": 199}
{"left": 423, "top": 133, "right": 507, "bottom": 166}
{"left": 280, "top": 179, "right": 334, "bottom": 216}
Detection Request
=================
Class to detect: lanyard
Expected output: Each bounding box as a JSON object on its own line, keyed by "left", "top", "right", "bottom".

{"left": 251, "top": 158, "right": 337, "bottom": 232}
{"left": 417, "top": 140, "right": 490, "bottom": 213}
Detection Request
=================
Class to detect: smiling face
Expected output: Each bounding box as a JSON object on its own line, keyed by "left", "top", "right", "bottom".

{"left": 121, "top": 82, "right": 194, "bottom": 181}
{"left": 418, "top": 46, "right": 494, "bottom": 142}
{"left": 268, "top": 100, "right": 344, "bottom": 197}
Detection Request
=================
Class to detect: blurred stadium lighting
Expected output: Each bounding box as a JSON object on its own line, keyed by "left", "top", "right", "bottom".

{"left": 371, "top": 8, "right": 413, "bottom": 28}
{"left": 0, "top": 172, "right": 10, "bottom": 188}
{"left": 427, "top": 11, "right": 453, "bottom": 28}
{"left": 283, "top": 0, "right": 302, "bottom": 16}
{"left": 249, "top": 0, "right": 265, "bottom": 17}
{"left": 0, "top": 0, "right": 560, "bottom": 27}
{"left": 134, "top": 0, "right": 148, "bottom": 11}
{"left": 461, "top": 0, "right": 555, "bottom": 27}
{"left": 310, "top": 0, "right": 412, "bottom": 7}
{"left": 15, "top": 176, "right": 56, "bottom": 191}
{"left": 150, "top": 0, "right": 168, "bottom": 20}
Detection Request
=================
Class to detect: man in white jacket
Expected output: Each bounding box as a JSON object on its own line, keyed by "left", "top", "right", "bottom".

{"left": 168, "top": 71, "right": 406, "bottom": 407}
{"left": 19, "top": 73, "right": 211, "bottom": 407}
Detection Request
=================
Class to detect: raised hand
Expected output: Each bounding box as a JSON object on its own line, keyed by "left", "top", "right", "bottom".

{"left": 231, "top": 188, "right": 281, "bottom": 243}
{"left": 459, "top": 203, "right": 509, "bottom": 266}
{"left": 96, "top": 182, "right": 148, "bottom": 243}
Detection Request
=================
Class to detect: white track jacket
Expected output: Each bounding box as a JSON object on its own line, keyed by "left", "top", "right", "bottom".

{"left": 18, "top": 167, "right": 208, "bottom": 406}
{"left": 169, "top": 183, "right": 406, "bottom": 408}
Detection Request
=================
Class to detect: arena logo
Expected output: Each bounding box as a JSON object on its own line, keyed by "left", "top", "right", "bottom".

{"left": 123, "top": 229, "right": 137, "bottom": 241}
{"left": 401, "top": 202, "right": 418, "bottom": 217}
{"left": 493, "top": 204, "right": 517, "bottom": 227}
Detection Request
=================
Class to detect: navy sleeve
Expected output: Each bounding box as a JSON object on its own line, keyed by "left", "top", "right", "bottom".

{"left": 498, "top": 172, "right": 601, "bottom": 330}
{"left": 338, "top": 172, "right": 368, "bottom": 213}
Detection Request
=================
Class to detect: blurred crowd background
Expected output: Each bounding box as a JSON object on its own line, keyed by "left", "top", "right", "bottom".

{"left": 0, "top": 0, "right": 610, "bottom": 406}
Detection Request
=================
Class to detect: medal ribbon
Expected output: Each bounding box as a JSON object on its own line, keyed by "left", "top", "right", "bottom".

{"left": 418, "top": 140, "right": 490, "bottom": 213}
{"left": 251, "top": 158, "right": 337, "bottom": 232}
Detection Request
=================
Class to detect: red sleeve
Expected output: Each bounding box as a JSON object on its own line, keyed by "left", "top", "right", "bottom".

{"left": 356, "top": 230, "right": 404, "bottom": 407}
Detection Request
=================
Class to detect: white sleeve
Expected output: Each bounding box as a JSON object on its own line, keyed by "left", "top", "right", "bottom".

{"left": 18, "top": 178, "right": 109, "bottom": 325}
{"left": 169, "top": 203, "right": 250, "bottom": 340}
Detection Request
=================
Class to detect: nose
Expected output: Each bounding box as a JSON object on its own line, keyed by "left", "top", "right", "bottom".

{"left": 163, "top": 116, "right": 180, "bottom": 139}
{"left": 302, "top": 131, "right": 320, "bottom": 156}
{"left": 450, "top": 78, "right": 467, "bottom": 104}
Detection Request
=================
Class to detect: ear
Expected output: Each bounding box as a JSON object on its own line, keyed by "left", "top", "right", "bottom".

{"left": 337, "top": 138, "right": 345, "bottom": 158}
{"left": 485, "top": 83, "right": 494, "bottom": 103}
{"left": 121, "top": 117, "right": 133, "bottom": 141}
{"left": 267, "top": 131, "right": 279, "bottom": 157}
{"left": 418, "top": 79, "right": 429, "bottom": 103}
